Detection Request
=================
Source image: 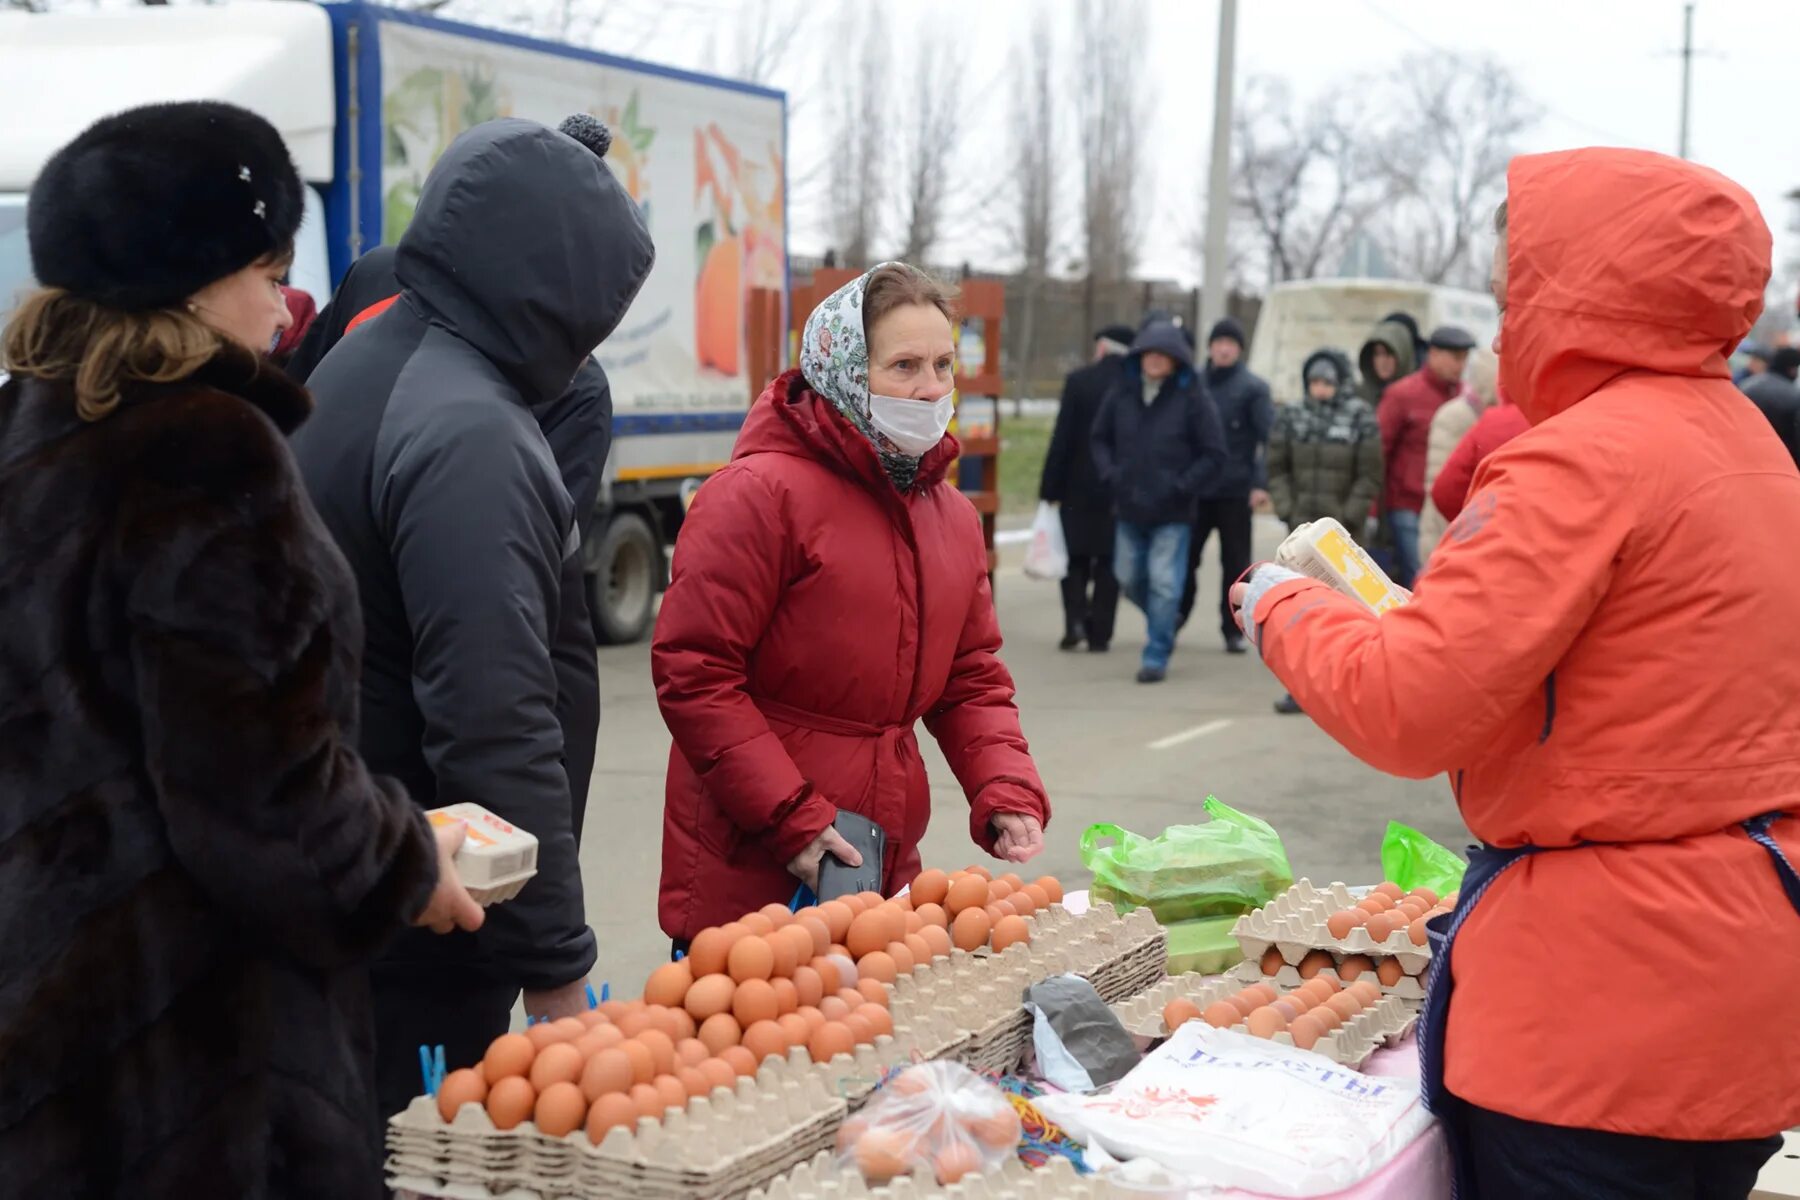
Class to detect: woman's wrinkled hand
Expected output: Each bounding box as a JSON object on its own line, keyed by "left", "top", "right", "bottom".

{"left": 787, "top": 824, "right": 863, "bottom": 891}
{"left": 990, "top": 812, "right": 1045, "bottom": 863}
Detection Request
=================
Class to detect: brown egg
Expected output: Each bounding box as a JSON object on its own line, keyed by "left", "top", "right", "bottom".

{"left": 577, "top": 1008, "right": 610, "bottom": 1028}
{"left": 1326, "top": 908, "right": 1368, "bottom": 939}
{"left": 1370, "top": 959, "right": 1401, "bottom": 988}
{"left": 858, "top": 1002, "right": 896, "bottom": 1039}
{"left": 910, "top": 868, "right": 951, "bottom": 907}
{"left": 1034, "top": 876, "right": 1064, "bottom": 904}
{"left": 856, "top": 979, "right": 890, "bottom": 1008}
{"left": 684, "top": 974, "right": 736, "bottom": 1022}
{"left": 855, "top": 1126, "right": 916, "bottom": 1184}
{"left": 845, "top": 909, "right": 890, "bottom": 960}
{"left": 945, "top": 874, "right": 989, "bottom": 916}
{"left": 1337, "top": 954, "right": 1376, "bottom": 982}
{"left": 764, "top": 931, "right": 800, "bottom": 979}
{"left": 643, "top": 960, "right": 692, "bottom": 1010}
{"left": 1245, "top": 1007, "right": 1288, "bottom": 1039}
{"left": 819, "top": 995, "right": 851, "bottom": 1022}
{"left": 635, "top": 1029, "right": 677, "bottom": 1078}
{"left": 1311, "top": 1004, "right": 1343, "bottom": 1032}
{"left": 595, "top": 999, "right": 634, "bottom": 1022}
{"left": 983, "top": 901, "right": 1010, "bottom": 926}
{"left": 1240, "top": 983, "right": 1279, "bottom": 1008}
{"left": 1299, "top": 978, "right": 1339, "bottom": 1004}
{"left": 1163, "top": 998, "right": 1203, "bottom": 1031}
{"left": 903, "top": 933, "right": 933, "bottom": 967}
{"left": 731, "top": 978, "right": 778, "bottom": 1027}
{"left": 741, "top": 1020, "right": 789, "bottom": 1064}
{"left": 1363, "top": 913, "right": 1395, "bottom": 944}
{"left": 797, "top": 916, "right": 832, "bottom": 958}
{"left": 884, "top": 941, "right": 916, "bottom": 977}
{"left": 575, "top": 1025, "right": 625, "bottom": 1059}
{"left": 739, "top": 911, "right": 775, "bottom": 936}
{"left": 1270, "top": 999, "right": 1305, "bottom": 1023}
{"left": 615, "top": 1009, "right": 656, "bottom": 1039}
{"left": 770, "top": 975, "right": 799, "bottom": 1015}
{"left": 696, "top": 1012, "right": 741, "bottom": 1056}
{"left": 1395, "top": 897, "right": 1429, "bottom": 920}
{"left": 837, "top": 985, "right": 867, "bottom": 1011}
{"left": 857, "top": 890, "right": 888, "bottom": 913}
{"left": 1326, "top": 993, "right": 1364, "bottom": 1022}
{"left": 651, "top": 1073, "right": 688, "bottom": 1114}
{"left": 1373, "top": 882, "right": 1404, "bottom": 901}
{"left": 1008, "top": 889, "right": 1039, "bottom": 918}
{"left": 526, "top": 1021, "right": 567, "bottom": 1051}
{"left": 794, "top": 1005, "right": 828, "bottom": 1035}
{"left": 1280, "top": 988, "right": 1314, "bottom": 1012}
{"left": 686, "top": 926, "right": 736, "bottom": 977}
{"left": 1349, "top": 980, "right": 1383, "bottom": 1006}
{"left": 551, "top": 1017, "right": 589, "bottom": 1044}
{"left": 809, "top": 956, "right": 842, "bottom": 995}
{"left": 580, "top": 1047, "right": 635, "bottom": 1102}
{"left": 914, "top": 902, "right": 950, "bottom": 929}
{"left": 965, "top": 864, "right": 994, "bottom": 881}
{"left": 988, "top": 878, "right": 1016, "bottom": 901}
{"left": 951, "top": 906, "right": 992, "bottom": 952}
{"left": 628, "top": 1082, "right": 664, "bottom": 1122}
{"left": 935, "top": 1139, "right": 984, "bottom": 1185}
{"left": 828, "top": 943, "right": 852, "bottom": 960}
{"left": 534, "top": 1081, "right": 587, "bottom": 1138}
{"left": 1022, "top": 883, "right": 1052, "bottom": 911}
{"left": 529, "top": 1042, "right": 584, "bottom": 1091}
{"left": 697, "top": 1056, "right": 737, "bottom": 1093}
{"left": 966, "top": 1102, "right": 1022, "bottom": 1149}
{"left": 1357, "top": 893, "right": 1396, "bottom": 914}
{"left": 675, "top": 1065, "right": 711, "bottom": 1100}
{"left": 1227, "top": 992, "right": 1260, "bottom": 1017}
{"left": 902, "top": 910, "right": 926, "bottom": 937}
{"left": 991, "top": 914, "right": 1031, "bottom": 953}
{"left": 818, "top": 900, "right": 855, "bottom": 943}
{"left": 436, "top": 1068, "right": 487, "bottom": 1122}
{"left": 918, "top": 924, "right": 953, "bottom": 961}
{"left": 776, "top": 1012, "right": 811, "bottom": 1049}
{"left": 790, "top": 965, "right": 825, "bottom": 1010}
{"left": 1201, "top": 1001, "right": 1241, "bottom": 1028}
{"left": 843, "top": 1011, "right": 875, "bottom": 1044}
{"left": 619, "top": 1038, "right": 655, "bottom": 1086}
{"left": 675, "top": 1037, "right": 710, "bottom": 1069}
{"left": 781, "top": 923, "right": 817, "bottom": 971}
{"left": 1408, "top": 917, "right": 1430, "bottom": 946}
{"left": 1261, "top": 946, "right": 1286, "bottom": 976}
{"left": 720, "top": 1045, "right": 758, "bottom": 1078}
{"left": 808, "top": 1020, "right": 856, "bottom": 1063}
{"left": 483, "top": 1033, "right": 535, "bottom": 1082}
{"left": 759, "top": 902, "right": 795, "bottom": 929}
{"left": 485, "top": 1076, "right": 536, "bottom": 1130}
{"left": 858, "top": 951, "right": 898, "bottom": 985}
{"left": 586, "top": 1091, "right": 640, "bottom": 1143}
{"left": 727, "top": 936, "right": 775, "bottom": 983}
{"left": 1288, "top": 1013, "right": 1329, "bottom": 1051}
{"left": 1408, "top": 886, "right": 1440, "bottom": 906}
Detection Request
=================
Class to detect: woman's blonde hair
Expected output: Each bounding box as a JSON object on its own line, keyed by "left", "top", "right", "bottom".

{"left": 3, "top": 287, "right": 222, "bottom": 421}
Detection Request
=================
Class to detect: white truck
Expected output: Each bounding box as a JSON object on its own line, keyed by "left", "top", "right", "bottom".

{"left": 0, "top": 0, "right": 789, "bottom": 642}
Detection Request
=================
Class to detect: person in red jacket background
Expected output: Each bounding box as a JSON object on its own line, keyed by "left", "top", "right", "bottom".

{"left": 652, "top": 262, "right": 1050, "bottom": 944}
{"left": 1429, "top": 388, "right": 1530, "bottom": 522}
{"left": 1377, "top": 324, "right": 1474, "bottom": 586}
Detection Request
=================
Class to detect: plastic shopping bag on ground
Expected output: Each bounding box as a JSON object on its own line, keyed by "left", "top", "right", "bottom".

{"left": 1081, "top": 797, "right": 1294, "bottom": 924}
{"left": 1035, "top": 1023, "right": 1433, "bottom": 1197}
{"left": 1023, "top": 501, "right": 1069, "bottom": 581}
{"left": 1380, "top": 820, "right": 1467, "bottom": 897}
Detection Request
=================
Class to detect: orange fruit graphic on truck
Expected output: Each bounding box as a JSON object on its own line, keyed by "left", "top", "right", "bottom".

{"left": 696, "top": 234, "right": 742, "bottom": 376}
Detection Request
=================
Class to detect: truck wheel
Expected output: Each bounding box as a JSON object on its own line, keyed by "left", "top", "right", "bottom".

{"left": 585, "top": 512, "right": 659, "bottom": 644}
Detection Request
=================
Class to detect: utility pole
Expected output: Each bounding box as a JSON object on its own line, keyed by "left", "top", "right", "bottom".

{"left": 1200, "top": 0, "right": 1237, "bottom": 336}
{"left": 1678, "top": 2, "right": 1694, "bottom": 158}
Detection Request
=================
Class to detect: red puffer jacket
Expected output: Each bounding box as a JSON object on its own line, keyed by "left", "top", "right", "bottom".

{"left": 653, "top": 370, "right": 1050, "bottom": 941}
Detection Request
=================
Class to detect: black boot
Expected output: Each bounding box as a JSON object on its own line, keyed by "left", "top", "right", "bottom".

{"left": 1274, "top": 693, "right": 1303, "bottom": 715}
{"left": 1224, "top": 632, "right": 1248, "bottom": 654}
{"left": 1059, "top": 633, "right": 1083, "bottom": 651}
{"left": 1136, "top": 666, "right": 1167, "bottom": 684}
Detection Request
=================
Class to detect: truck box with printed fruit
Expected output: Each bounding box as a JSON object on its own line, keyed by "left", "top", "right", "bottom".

{"left": 0, "top": 0, "right": 788, "bottom": 643}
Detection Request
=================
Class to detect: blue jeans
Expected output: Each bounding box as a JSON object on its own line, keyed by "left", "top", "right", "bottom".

{"left": 1114, "top": 521, "right": 1191, "bottom": 671}
{"left": 1388, "top": 508, "right": 1421, "bottom": 589}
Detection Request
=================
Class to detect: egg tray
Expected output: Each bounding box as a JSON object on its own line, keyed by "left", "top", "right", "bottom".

{"left": 1110, "top": 972, "right": 1416, "bottom": 1071}
{"left": 752, "top": 1149, "right": 1110, "bottom": 1199}
{"left": 1232, "top": 878, "right": 1431, "bottom": 973}
{"left": 1225, "top": 956, "right": 1426, "bottom": 1003}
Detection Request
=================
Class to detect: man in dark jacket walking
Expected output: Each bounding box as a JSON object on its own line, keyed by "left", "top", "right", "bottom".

{"left": 292, "top": 115, "right": 654, "bottom": 1125}
{"left": 1178, "top": 316, "right": 1273, "bottom": 652}
{"left": 1091, "top": 320, "right": 1229, "bottom": 683}
{"left": 1039, "top": 324, "right": 1133, "bottom": 651}
{"left": 1741, "top": 345, "right": 1800, "bottom": 468}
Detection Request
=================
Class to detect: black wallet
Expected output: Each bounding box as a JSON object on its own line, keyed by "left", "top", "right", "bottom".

{"left": 814, "top": 810, "right": 886, "bottom": 902}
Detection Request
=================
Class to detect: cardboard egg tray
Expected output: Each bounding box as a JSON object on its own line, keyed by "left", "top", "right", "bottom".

{"left": 1230, "top": 878, "right": 1431, "bottom": 1000}
{"left": 1110, "top": 972, "right": 1416, "bottom": 1071}
{"left": 751, "top": 1149, "right": 1109, "bottom": 1199}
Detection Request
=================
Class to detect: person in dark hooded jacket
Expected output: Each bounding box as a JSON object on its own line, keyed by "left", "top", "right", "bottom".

{"left": 1089, "top": 319, "right": 1228, "bottom": 683}
{"left": 291, "top": 115, "right": 654, "bottom": 1125}
{"left": 1357, "top": 315, "right": 1419, "bottom": 406}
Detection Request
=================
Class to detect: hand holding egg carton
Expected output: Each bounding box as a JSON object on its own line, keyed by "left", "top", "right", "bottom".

{"left": 426, "top": 802, "right": 539, "bottom": 905}
{"left": 1111, "top": 973, "right": 1416, "bottom": 1071}
{"left": 1230, "top": 879, "right": 1455, "bottom": 1001}
{"left": 754, "top": 1149, "right": 1104, "bottom": 1199}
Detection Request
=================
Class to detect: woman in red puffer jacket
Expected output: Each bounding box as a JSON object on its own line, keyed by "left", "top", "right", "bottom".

{"left": 652, "top": 263, "right": 1051, "bottom": 943}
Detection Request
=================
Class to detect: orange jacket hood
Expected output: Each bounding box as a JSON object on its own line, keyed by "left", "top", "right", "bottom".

{"left": 1501, "top": 147, "right": 1771, "bottom": 425}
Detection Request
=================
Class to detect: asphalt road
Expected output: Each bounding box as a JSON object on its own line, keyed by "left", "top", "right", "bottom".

{"left": 575, "top": 514, "right": 1469, "bottom": 997}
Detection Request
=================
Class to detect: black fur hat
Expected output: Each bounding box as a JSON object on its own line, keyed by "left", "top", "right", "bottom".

{"left": 28, "top": 101, "right": 304, "bottom": 312}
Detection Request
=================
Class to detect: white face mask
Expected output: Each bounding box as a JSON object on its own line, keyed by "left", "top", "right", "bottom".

{"left": 868, "top": 391, "right": 955, "bottom": 456}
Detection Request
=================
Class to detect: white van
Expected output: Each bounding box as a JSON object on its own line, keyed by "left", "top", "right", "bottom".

{"left": 1246, "top": 278, "right": 1499, "bottom": 405}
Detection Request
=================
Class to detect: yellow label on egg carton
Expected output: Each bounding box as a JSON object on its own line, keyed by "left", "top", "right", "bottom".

{"left": 1276, "top": 518, "right": 1408, "bottom": 615}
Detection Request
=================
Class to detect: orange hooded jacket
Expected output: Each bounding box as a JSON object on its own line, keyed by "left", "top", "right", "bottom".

{"left": 1249, "top": 148, "right": 1800, "bottom": 1139}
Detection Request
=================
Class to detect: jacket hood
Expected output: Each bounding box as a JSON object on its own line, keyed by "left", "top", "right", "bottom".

{"left": 735, "top": 369, "right": 958, "bottom": 498}
{"left": 395, "top": 118, "right": 655, "bottom": 403}
{"left": 1130, "top": 320, "right": 1196, "bottom": 370}
{"left": 1302, "top": 348, "right": 1358, "bottom": 404}
{"left": 1357, "top": 320, "right": 1418, "bottom": 394}
{"left": 1500, "top": 147, "right": 1769, "bottom": 425}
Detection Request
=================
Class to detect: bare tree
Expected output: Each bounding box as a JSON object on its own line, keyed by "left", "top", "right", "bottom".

{"left": 1074, "top": 0, "right": 1150, "bottom": 285}
{"left": 1230, "top": 77, "right": 1391, "bottom": 287}
{"left": 1375, "top": 53, "right": 1539, "bottom": 287}
{"left": 1002, "top": 20, "right": 1059, "bottom": 400}
{"left": 821, "top": 5, "right": 887, "bottom": 267}
{"left": 700, "top": 0, "right": 807, "bottom": 87}
{"left": 894, "top": 39, "right": 966, "bottom": 263}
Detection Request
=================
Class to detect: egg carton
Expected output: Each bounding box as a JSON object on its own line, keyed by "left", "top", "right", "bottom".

{"left": 388, "top": 1047, "right": 847, "bottom": 1199}
{"left": 1110, "top": 973, "right": 1416, "bottom": 1071}
{"left": 751, "top": 1149, "right": 1111, "bottom": 1199}
{"left": 1231, "top": 878, "right": 1432, "bottom": 972}
{"left": 1225, "top": 956, "right": 1427, "bottom": 1003}
{"left": 426, "top": 803, "right": 539, "bottom": 906}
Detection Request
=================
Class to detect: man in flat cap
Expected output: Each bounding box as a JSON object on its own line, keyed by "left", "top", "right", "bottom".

{"left": 1377, "top": 324, "right": 1474, "bottom": 586}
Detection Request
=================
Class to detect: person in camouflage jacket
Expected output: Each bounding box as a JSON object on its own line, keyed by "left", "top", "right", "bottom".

{"left": 1267, "top": 348, "right": 1383, "bottom": 531}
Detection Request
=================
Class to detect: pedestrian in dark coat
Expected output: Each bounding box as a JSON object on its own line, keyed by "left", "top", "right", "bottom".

{"left": 1178, "top": 315, "right": 1273, "bottom": 651}
{"left": 1740, "top": 345, "right": 1800, "bottom": 468}
{"left": 1090, "top": 319, "right": 1229, "bottom": 683}
{"left": 291, "top": 115, "right": 654, "bottom": 1124}
{"left": 287, "top": 238, "right": 613, "bottom": 839}
{"left": 1039, "top": 323, "right": 1133, "bottom": 651}
{"left": 0, "top": 101, "right": 481, "bottom": 1200}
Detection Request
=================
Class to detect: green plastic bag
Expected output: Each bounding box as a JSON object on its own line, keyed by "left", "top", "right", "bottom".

{"left": 1163, "top": 914, "right": 1248, "bottom": 976}
{"left": 1380, "top": 820, "right": 1467, "bottom": 896}
{"left": 1080, "top": 797, "right": 1294, "bottom": 924}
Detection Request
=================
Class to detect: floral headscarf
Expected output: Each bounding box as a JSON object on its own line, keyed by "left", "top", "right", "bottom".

{"left": 800, "top": 263, "right": 923, "bottom": 493}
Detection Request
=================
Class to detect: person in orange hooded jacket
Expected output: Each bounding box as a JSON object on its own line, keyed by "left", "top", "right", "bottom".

{"left": 1233, "top": 148, "right": 1800, "bottom": 1197}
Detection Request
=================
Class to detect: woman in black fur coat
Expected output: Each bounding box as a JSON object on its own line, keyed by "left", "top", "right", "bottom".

{"left": 0, "top": 101, "right": 485, "bottom": 1199}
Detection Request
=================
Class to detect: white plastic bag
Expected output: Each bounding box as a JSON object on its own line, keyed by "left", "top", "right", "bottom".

{"left": 1023, "top": 502, "right": 1068, "bottom": 581}
{"left": 1035, "top": 1023, "right": 1432, "bottom": 1197}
